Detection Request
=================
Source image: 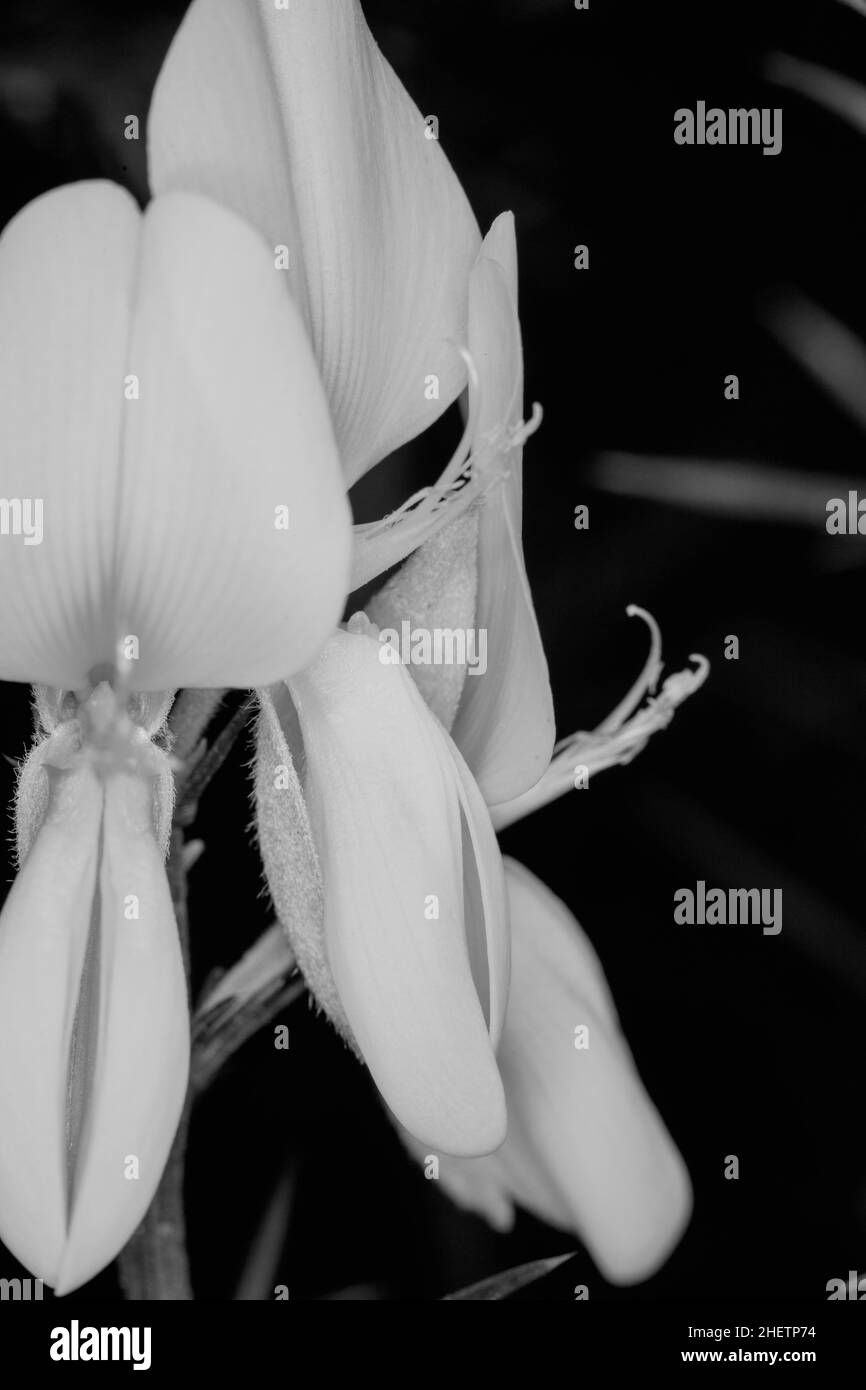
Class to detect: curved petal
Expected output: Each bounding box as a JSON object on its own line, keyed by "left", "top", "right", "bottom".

{"left": 287, "top": 625, "right": 507, "bottom": 1155}
{"left": 117, "top": 190, "right": 351, "bottom": 689}
{"left": 0, "top": 182, "right": 138, "bottom": 690}
{"left": 450, "top": 215, "right": 555, "bottom": 804}
{"left": 0, "top": 180, "right": 351, "bottom": 692}
{"left": 55, "top": 767, "right": 189, "bottom": 1295}
{"left": 406, "top": 860, "right": 692, "bottom": 1285}
{"left": 448, "top": 732, "right": 510, "bottom": 1051}
{"left": 0, "top": 748, "right": 188, "bottom": 1294}
{"left": 148, "top": 0, "right": 481, "bottom": 483}
{"left": 0, "top": 758, "right": 101, "bottom": 1282}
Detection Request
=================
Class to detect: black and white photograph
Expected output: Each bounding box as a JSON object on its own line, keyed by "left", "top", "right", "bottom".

{"left": 0, "top": 0, "right": 863, "bottom": 1366}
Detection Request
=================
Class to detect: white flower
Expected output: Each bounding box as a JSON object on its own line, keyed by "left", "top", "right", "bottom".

{"left": 0, "top": 180, "right": 351, "bottom": 1292}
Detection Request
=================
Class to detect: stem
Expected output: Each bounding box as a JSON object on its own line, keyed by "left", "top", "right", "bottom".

{"left": 177, "top": 695, "right": 257, "bottom": 809}
{"left": 169, "top": 688, "right": 227, "bottom": 763}
{"left": 117, "top": 824, "right": 194, "bottom": 1299}
{"left": 192, "top": 977, "right": 305, "bottom": 1095}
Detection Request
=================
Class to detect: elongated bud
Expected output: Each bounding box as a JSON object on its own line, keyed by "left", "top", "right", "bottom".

{"left": 255, "top": 628, "right": 510, "bottom": 1155}
{"left": 0, "top": 687, "right": 188, "bottom": 1293}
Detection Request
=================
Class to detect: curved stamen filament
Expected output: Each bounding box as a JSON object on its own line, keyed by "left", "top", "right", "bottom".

{"left": 350, "top": 345, "right": 542, "bottom": 590}
{"left": 490, "top": 608, "right": 710, "bottom": 832}
{"left": 595, "top": 605, "right": 664, "bottom": 735}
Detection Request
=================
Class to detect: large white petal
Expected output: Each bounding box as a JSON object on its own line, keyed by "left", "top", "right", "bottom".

{"left": 0, "top": 182, "right": 138, "bottom": 689}
{"left": 0, "top": 759, "right": 101, "bottom": 1282}
{"left": 54, "top": 767, "right": 189, "bottom": 1295}
{"left": 0, "top": 181, "right": 350, "bottom": 692}
{"left": 407, "top": 860, "right": 692, "bottom": 1285}
{"left": 287, "top": 626, "right": 507, "bottom": 1155}
{"left": 148, "top": 0, "right": 480, "bottom": 483}
{"left": 450, "top": 215, "right": 555, "bottom": 804}
{"left": 116, "top": 189, "right": 350, "bottom": 689}
{"left": 0, "top": 744, "right": 189, "bottom": 1294}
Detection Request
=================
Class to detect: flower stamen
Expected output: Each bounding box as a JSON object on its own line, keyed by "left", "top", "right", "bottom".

{"left": 351, "top": 346, "right": 542, "bottom": 590}
{"left": 490, "top": 608, "right": 710, "bottom": 831}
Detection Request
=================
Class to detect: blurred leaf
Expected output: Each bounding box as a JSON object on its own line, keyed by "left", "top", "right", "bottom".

{"left": 592, "top": 453, "right": 860, "bottom": 525}
{"left": 442, "top": 1253, "right": 574, "bottom": 1300}
{"left": 763, "top": 295, "right": 866, "bottom": 435}
{"left": 235, "top": 1168, "right": 295, "bottom": 1301}
{"left": 767, "top": 53, "right": 866, "bottom": 136}
{"left": 324, "top": 1283, "right": 386, "bottom": 1300}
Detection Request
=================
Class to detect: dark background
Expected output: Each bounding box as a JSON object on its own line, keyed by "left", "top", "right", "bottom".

{"left": 0, "top": 0, "right": 863, "bottom": 1301}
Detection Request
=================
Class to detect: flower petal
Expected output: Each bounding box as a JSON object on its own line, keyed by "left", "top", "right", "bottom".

{"left": 406, "top": 860, "right": 692, "bottom": 1284}
{"left": 55, "top": 767, "right": 189, "bottom": 1295}
{"left": 119, "top": 189, "right": 351, "bottom": 689}
{"left": 448, "top": 729, "right": 510, "bottom": 1051}
{"left": 286, "top": 626, "right": 507, "bottom": 1155}
{"left": 0, "top": 747, "right": 188, "bottom": 1294}
{"left": 148, "top": 0, "right": 481, "bottom": 483}
{"left": 0, "top": 180, "right": 351, "bottom": 692}
{"left": 449, "top": 215, "right": 555, "bottom": 804}
{"left": 0, "top": 757, "right": 101, "bottom": 1282}
{"left": 0, "top": 182, "right": 138, "bottom": 690}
